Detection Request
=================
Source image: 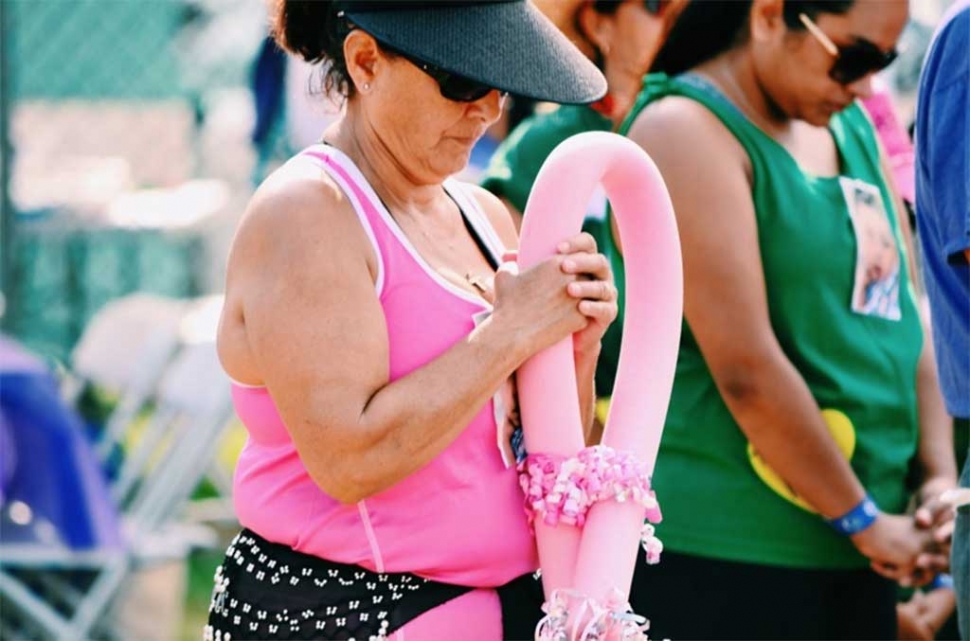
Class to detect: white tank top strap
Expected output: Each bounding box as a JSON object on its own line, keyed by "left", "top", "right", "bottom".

{"left": 297, "top": 144, "right": 386, "bottom": 296}
{"left": 443, "top": 178, "right": 509, "bottom": 265}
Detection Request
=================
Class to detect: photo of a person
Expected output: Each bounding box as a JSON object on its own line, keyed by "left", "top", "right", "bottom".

{"left": 841, "top": 178, "right": 902, "bottom": 320}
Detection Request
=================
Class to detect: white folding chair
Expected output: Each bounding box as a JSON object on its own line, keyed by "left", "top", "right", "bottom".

{"left": 62, "top": 294, "right": 188, "bottom": 464}
{"left": 0, "top": 339, "right": 234, "bottom": 640}
{"left": 109, "top": 294, "right": 231, "bottom": 508}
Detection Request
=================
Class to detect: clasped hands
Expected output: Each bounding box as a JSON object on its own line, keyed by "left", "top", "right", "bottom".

{"left": 857, "top": 481, "right": 956, "bottom": 588}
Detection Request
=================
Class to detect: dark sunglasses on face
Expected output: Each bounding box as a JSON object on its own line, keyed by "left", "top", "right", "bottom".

{"left": 799, "top": 13, "right": 898, "bottom": 85}
{"left": 380, "top": 42, "right": 503, "bottom": 103}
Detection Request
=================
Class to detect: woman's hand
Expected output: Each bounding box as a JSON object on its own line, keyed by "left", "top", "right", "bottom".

{"left": 897, "top": 591, "right": 936, "bottom": 641}
{"left": 557, "top": 232, "right": 618, "bottom": 357}
{"left": 491, "top": 232, "right": 617, "bottom": 361}
{"left": 870, "top": 481, "right": 958, "bottom": 587}
{"left": 852, "top": 513, "right": 937, "bottom": 582}
{"left": 908, "top": 480, "right": 958, "bottom": 583}
{"left": 896, "top": 588, "right": 957, "bottom": 641}
{"left": 491, "top": 248, "right": 589, "bottom": 360}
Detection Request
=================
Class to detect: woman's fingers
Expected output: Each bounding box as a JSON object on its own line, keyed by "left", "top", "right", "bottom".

{"left": 557, "top": 232, "right": 598, "bottom": 255}
{"left": 567, "top": 280, "right": 617, "bottom": 302}
{"left": 871, "top": 560, "right": 910, "bottom": 582}
{"left": 561, "top": 252, "right": 611, "bottom": 280}
{"left": 577, "top": 300, "right": 618, "bottom": 322}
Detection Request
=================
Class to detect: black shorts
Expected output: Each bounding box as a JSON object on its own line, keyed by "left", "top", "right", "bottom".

{"left": 629, "top": 548, "right": 898, "bottom": 640}
{"left": 205, "top": 529, "right": 544, "bottom": 640}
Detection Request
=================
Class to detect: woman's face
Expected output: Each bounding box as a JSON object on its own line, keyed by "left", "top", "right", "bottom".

{"left": 349, "top": 33, "right": 506, "bottom": 183}
{"left": 587, "top": 0, "right": 687, "bottom": 114}
{"left": 753, "top": 0, "right": 908, "bottom": 127}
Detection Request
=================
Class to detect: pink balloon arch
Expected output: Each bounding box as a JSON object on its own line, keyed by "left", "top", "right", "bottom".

{"left": 515, "top": 132, "right": 683, "bottom": 640}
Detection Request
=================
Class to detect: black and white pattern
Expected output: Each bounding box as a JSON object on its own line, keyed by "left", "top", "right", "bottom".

{"left": 204, "top": 530, "right": 471, "bottom": 641}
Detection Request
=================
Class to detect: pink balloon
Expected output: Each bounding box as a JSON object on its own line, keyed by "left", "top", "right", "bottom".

{"left": 516, "top": 132, "right": 683, "bottom": 633}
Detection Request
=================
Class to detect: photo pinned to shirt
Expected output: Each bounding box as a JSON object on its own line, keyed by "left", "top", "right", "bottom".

{"left": 839, "top": 177, "right": 901, "bottom": 321}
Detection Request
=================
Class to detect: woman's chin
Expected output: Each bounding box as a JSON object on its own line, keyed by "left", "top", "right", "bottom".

{"left": 436, "top": 147, "right": 475, "bottom": 176}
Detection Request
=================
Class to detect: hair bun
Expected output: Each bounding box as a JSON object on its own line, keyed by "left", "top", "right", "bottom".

{"left": 269, "top": 0, "right": 353, "bottom": 98}
{"left": 271, "top": 0, "right": 339, "bottom": 64}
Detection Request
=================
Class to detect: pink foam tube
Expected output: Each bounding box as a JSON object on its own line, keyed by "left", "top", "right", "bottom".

{"left": 517, "top": 132, "right": 683, "bottom": 608}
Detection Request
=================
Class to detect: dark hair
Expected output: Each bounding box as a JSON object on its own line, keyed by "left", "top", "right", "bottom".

{"left": 270, "top": 0, "right": 355, "bottom": 98}
{"left": 651, "top": 0, "right": 855, "bottom": 76}
{"left": 591, "top": 1, "right": 623, "bottom": 14}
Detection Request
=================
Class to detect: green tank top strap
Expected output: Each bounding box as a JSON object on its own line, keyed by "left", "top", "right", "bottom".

{"left": 622, "top": 72, "right": 768, "bottom": 149}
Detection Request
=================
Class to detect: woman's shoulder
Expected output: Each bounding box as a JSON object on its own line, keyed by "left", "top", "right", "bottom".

{"left": 247, "top": 157, "right": 352, "bottom": 236}
{"left": 510, "top": 104, "right": 608, "bottom": 147}
{"left": 229, "top": 156, "right": 366, "bottom": 275}
{"left": 627, "top": 92, "right": 744, "bottom": 160}
{"left": 490, "top": 106, "right": 608, "bottom": 175}
{"left": 461, "top": 182, "right": 518, "bottom": 250}
{"left": 482, "top": 105, "right": 607, "bottom": 211}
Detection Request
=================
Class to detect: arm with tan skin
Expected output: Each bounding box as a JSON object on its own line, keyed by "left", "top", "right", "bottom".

{"left": 627, "top": 97, "right": 931, "bottom": 572}
{"left": 499, "top": 196, "right": 524, "bottom": 232}
{"left": 220, "top": 174, "right": 615, "bottom": 505}
{"left": 876, "top": 151, "right": 959, "bottom": 581}
{"left": 882, "top": 151, "right": 956, "bottom": 505}
{"left": 471, "top": 184, "right": 614, "bottom": 438}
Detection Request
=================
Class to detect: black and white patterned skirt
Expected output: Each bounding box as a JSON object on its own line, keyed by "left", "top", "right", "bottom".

{"left": 204, "top": 529, "right": 474, "bottom": 640}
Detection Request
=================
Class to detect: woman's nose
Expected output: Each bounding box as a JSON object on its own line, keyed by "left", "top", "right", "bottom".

{"left": 846, "top": 74, "right": 875, "bottom": 100}
{"left": 470, "top": 89, "right": 507, "bottom": 122}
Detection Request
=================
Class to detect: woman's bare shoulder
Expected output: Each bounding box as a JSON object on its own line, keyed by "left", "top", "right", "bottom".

{"left": 228, "top": 157, "right": 372, "bottom": 279}
{"left": 463, "top": 182, "right": 519, "bottom": 251}
{"left": 239, "top": 160, "right": 346, "bottom": 246}
{"left": 627, "top": 94, "right": 750, "bottom": 182}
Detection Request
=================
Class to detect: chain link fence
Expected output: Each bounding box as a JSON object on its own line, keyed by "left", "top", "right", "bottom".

{"left": 1, "top": 0, "right": 302, "bottom": 363}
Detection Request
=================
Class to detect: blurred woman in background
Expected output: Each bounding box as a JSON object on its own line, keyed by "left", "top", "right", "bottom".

{"left": 481, "top": 0, "right": 686, "bottom": 224}
{"left": 481, "top": 0, "right": 686, "bottom": 406}
{"left": 611, "top": 1, "right": 959, "bottom": 638}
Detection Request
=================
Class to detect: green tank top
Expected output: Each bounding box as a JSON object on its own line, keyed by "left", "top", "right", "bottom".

{"left": 605, "top": 73, "right": 923, "bottom": 568}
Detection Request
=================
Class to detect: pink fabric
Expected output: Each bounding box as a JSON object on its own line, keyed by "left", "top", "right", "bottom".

{"left": 861, "top": 86, "right": 915, "bottom": 204}
{"left": 230, "top": 144, "right": 537, "bottom": 588}
{"left": 394, "top": 589, "right": 502, "bottom": 640}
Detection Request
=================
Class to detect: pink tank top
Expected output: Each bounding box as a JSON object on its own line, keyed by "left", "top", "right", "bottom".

{"left": 230, "top": 144, "right": 538, "bottom": 587}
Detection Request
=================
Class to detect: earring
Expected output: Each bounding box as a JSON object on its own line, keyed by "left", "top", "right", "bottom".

{"left": 362, "top": 82, "right": 371, "bottom": 91}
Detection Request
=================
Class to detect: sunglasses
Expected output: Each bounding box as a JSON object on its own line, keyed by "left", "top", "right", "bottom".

{"left": 380, "top": 42, "right": 503, "bottom": 103}
{"left": 643, "top": 0, "right": 673, "bottom": 15}
{"left": 798, "top": 13, "right": 898, "bottom": 85}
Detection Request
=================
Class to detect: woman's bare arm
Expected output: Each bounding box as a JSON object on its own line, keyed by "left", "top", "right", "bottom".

{"left": 223, "top": 171, "right": 587, "bottom": 503}
{"left": 628, "top": 97, "right": 929, "bottom": 568}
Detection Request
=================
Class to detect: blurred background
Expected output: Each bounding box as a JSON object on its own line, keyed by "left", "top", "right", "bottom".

{"left": 0, "top": 1, "right": 958, "bottom": 639}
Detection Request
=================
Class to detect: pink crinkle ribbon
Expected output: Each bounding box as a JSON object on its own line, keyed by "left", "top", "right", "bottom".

{"left": 518, "top": 445, "right": 663, "bottom": 562}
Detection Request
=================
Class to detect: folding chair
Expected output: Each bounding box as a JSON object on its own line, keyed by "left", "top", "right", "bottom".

{"left": 0, "top": 339, "right": 234, "bottom": 640}
{"left": 61, "top": 294, "right": 188, "bottom": 464}
{"left": 109, "top": 295, "right": 231, "bottom": 507}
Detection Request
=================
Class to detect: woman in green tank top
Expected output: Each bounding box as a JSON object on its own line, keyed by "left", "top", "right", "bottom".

{"left": 607, "top": 1, "right": 960, "bottom": 638}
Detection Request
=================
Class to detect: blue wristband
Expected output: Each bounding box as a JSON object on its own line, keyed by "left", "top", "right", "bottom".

{"left": 928, "top": 573, "right": 954, "bottom": 591}
{"left": 827, "top": 495, "right": 879, "bottom": 535}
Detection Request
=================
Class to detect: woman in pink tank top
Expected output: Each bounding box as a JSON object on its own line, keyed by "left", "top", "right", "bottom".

{"left": 206, "top": 2, "right": 618, "bottom": 640}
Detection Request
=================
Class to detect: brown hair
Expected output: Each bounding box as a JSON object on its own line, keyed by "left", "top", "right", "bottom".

{"left": 269, "top": 0, "right": 354, "bottom": 98}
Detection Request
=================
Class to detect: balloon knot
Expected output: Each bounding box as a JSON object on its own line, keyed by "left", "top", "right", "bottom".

{"left": 536, "top": 588, "right": 652, "bottom": 641}
{"left": 518, "top": 445, "right": 663, "bottom": 559}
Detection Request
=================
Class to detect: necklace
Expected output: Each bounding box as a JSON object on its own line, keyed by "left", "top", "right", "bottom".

{"left": 710, "top": 68, "right": 762, "bottom": 123}
{"left": 465, "top": 272, "right": 491, "bottom": 296}
{"left": 707, "top": 66, "right": 787, "bottom": 137}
